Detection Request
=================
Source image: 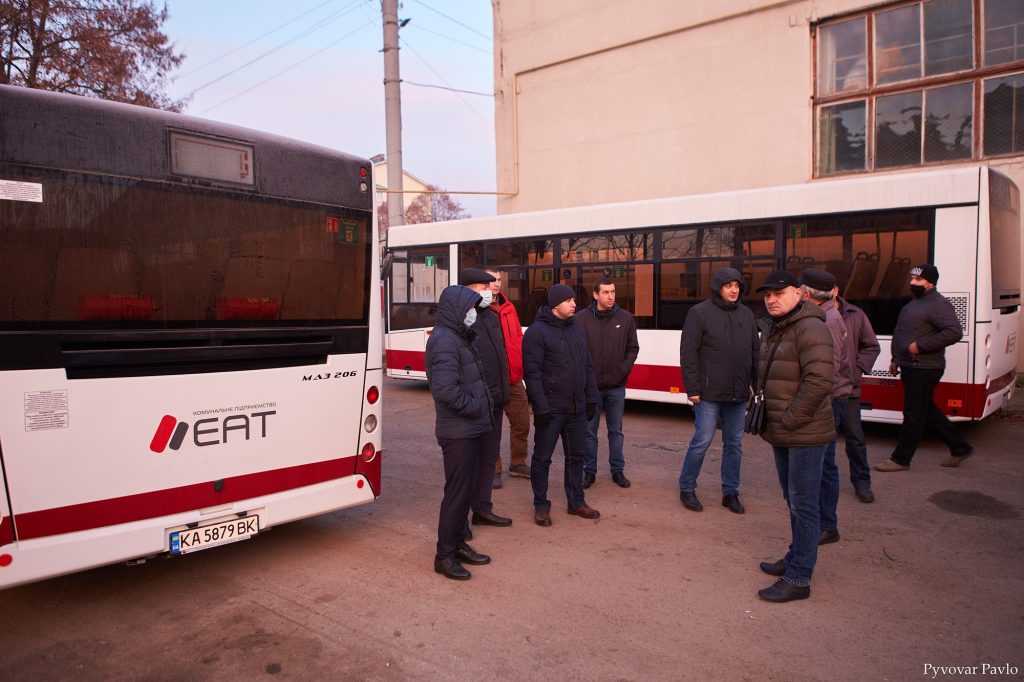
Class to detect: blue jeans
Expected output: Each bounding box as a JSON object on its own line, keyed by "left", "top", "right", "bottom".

{"left": 772, "top": 444, "right": 826, "bottom": 587}
{"left": 531, "top": 411, "right": 588, "bottom": 510}
{"left": 584, "top": 386, "right": 626, "bottom": 474}
{"left": 841, "top": 397, "right": 871, "bottom": 489}
{"left": 678, "top": 400, "right": 745, "bottom": 495}
{"left": 820, "top": 398, "right": 847, "bottom": 533}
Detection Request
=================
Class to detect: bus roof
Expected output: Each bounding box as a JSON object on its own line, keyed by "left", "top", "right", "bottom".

{"left": 388, "top": 166, "right": 994, "bottom": 247}
{"left": 0, "top": 85, "right": 371, "bottom": 210}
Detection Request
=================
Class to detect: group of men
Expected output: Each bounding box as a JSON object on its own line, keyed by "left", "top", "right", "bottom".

{"left": 424, "top": 262, "right": 972, "bottom": 602}
{"left": 424, "top": 268, "right": 638, "bottom": 580}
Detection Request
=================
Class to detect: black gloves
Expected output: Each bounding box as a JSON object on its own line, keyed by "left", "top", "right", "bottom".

{"left": 534, "top": 412, "right": 552, "bottom": 428}
{"left": 586, "top": 403, "right": 597, "bottom": 421}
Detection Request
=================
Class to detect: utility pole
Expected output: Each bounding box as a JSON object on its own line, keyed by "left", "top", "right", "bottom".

{"left": 381, "top": 0, "right": 404, "bottom": 232}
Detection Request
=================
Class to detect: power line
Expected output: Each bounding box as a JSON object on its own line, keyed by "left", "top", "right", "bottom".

{"left": 403, "top": 80, "right": 492, "bottom": 97}
{"left": 176, "top": 0, "right": 341, "bottom": 79}
{"left": 406, "top": 22, "right": 491, "bottom": 55}
{"left": 400, "top": 36, "right": 492, "bottom": 130}
{"left": 197, "top": 16, "right": 379, "bottom": 115}
{"left": 407, "top": 0, "right": 491, "bottom": 41}
{"left": 184, "top": 0, "right": 363, "bottom": 97}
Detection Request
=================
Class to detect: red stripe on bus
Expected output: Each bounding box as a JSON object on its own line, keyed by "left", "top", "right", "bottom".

{"left": 149, "top": 415, "right": 177, "bottom": 453}
{"left": 861, "top": 370, "right": 1015, "bottom": 418}
{"left": 386, "top": 349, "right": 426, "bottom": 372}
{"left": 626, "top": 364, "right": 685, "bottom": 393}
{"left": 0, "top": 516, "right": 12, "bottom": 547}
{"left": 13, "top": 455, "right": 362, "bottom": 541}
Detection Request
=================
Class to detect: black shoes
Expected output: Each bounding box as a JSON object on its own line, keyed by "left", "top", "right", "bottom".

{"left": 454, "top": 543, "right": 491, "bottom": 565}
{"left": 567, "top": 504, "right": 601, "bottom": 519}
{"left": 583, "top": 471, "right": 596, "bottom": 489}
{"left": 534, "top": 508, "right": 552, "bottom": 526}
{"left": 434, "top": 556, "right": 471, "bottom": 581}
{"left": 680, "top": 490, "right": 703, "bottom": 511}
{"left": 509, "top": 464, "right": 531, "bottom": 478}
{"left": 818, "top": 528, "right": 840, "bottom": 545}
{"left": 471, "top": 511, "right": 512, "bottom": 527}
{"left": 722, "top": 493, "right": 745, "bottom": 514}
{"left": 612, "top": 471, "right": 631, "bottom": 488}
{"left": 759, "top": 559, "right": 788, "bottom": 576}
{"left": 855, "top": 486, "right": 875, "bottom": 503}
{"left": 758, "top": 578, "right": 810, "bottom": 602}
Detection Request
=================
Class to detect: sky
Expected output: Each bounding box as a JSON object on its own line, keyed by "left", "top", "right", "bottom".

{"left": 164, "top": 0, "right": 496, "bottom": 217}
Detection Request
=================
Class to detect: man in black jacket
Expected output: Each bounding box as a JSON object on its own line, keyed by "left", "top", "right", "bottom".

{"left": 425, "top": 285, "right": 498, "bottom": 580}
{"left": 875, "top": 264, "right": 973, "bottom": 471}
{"left": 577, "top": 277, "right": 639, "bottom": 489}
{"left": 678, "top": 268, "right": 759, "bottom": 514}
{"left": 459, "top": 268, "right": 514, "bottom": 529}
{"left": 523, "top": 284, "right": 600, "bottom": 526}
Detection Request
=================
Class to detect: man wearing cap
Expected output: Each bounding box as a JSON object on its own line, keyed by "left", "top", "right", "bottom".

{"left": 460, "top": 268, "right": 514, "bottom": 529}
{"left": 836, "top": 287, "right": 880, "bottom": 503}
{"left": 577, "top": 276, "right": 640, "bottom": 490}
{"left": 800, "top": 268, "right": 851, "bottom": 547}
{"left": 875, "top": 264, "right": 973, "bottom": 471}
{"left": 754, "top": 270, "right": 835, "bottom": 603}
{"left": 484, "top": 267, "right": 533, "bottom": 482}
{"left": 522, "top": 283, "right": 601, "bottom": 526}
{"left": 678, "top": 267, "right": 759, "bottom": 515}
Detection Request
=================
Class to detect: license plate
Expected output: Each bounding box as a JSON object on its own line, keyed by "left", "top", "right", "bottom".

{"left": 169, "top": 514, "right": 261, "bottom": 555}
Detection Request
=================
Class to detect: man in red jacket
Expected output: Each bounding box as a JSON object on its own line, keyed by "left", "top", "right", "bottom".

{"left": 485, "top": 267, "right": 532, "bottom": 485}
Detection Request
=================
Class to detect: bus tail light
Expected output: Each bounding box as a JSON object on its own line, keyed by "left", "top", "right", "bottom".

{"left": 364, "top": 414, "right": 378, "bottom": 433}
{"left": 367, "top": 386, "right": 380, "bottom": 404}
{"left": 360, "top": 442, "right": 376, "bottom": 462}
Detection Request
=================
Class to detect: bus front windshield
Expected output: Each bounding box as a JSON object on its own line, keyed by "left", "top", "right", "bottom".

{"left": 0, "top": 165, "right": 371, "bottom": 328}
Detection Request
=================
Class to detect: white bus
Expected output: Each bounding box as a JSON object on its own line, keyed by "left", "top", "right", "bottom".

{"left": 0, "top": 85, "right": 382, "bottom": 588}
{"left": 385, "top": 166, "right": 1020, "bottom": 424}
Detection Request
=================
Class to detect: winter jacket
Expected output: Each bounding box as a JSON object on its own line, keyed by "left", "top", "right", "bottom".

{"left": 577, "top": 301, "right": 640, "bottom": 390}
{"left": 820, "top": 299, "right": 853, "bottom": 399}
{"left": 891, "top": 288, "right": 963, "bottom": 371}
{"left": 491, "top": 292, "right": 524, "bottom": 384}
{"left": 474, "top": 304, "right": 511, "bottom": 409}
{"left": 680, "top": 268, "right": 759, "bottom": 403}
{"left": 522, "top": 306, "right": 599, "bottom": 416}
{"left": 837, "top": 297, "right": 880, "bottom": 398}
{"left": 424, "top": 286, "right": 495, "bottom": 441}
{"left": 758, "top": 301, "right": 836, "bottom": 447}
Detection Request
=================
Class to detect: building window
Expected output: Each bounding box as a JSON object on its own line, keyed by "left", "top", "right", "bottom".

{"left": 815, "top": 0, "right": 1024, "bottom": 175}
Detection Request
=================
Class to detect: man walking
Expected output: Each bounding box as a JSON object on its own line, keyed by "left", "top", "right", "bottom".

{"left": 800, "top": 269, "right": 851, "bottom": 546}
{"left": 836, "top": 288, "right": 880, "bottom": 502}
{"left": 484, "top": 267, "right": 532, "bottom": 483}
{"left": 875, "top": 264, "right": 973, "bottom": 471}
{"left": 523, "top": 283, "right": 600, "bottom": 526}
{"left": 678, "top": 267, "right": 758, "bottom": 514}
{"left": 460, "top": 268, "right": 514, "bottom": 530}
{"left": 425, "top": 285, "right": 499, "bottom": 580}
{"left": 754, "top": 271, "right": 835, "bottom": 603}
{"left": 577, "top": 277, "right": 639, "bottom": 489}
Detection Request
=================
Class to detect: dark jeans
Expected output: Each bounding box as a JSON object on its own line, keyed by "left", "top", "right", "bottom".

{"left": 531, "top": 410, "right": 588, "bottom": 510}
{"left": 436, "top": 434, "right": 487, "bottom": 560}
{"left": 891, "top": 367, "right": 972, "bottom": 466}
{"left": 471, "top": 408, "right": 503, "bottom": 514}
{"left": 584, "top": 386, "right": 626, "bottom": 475}
{"left": 820, "top": 398, "right": 848, "bottom": 533}
{"left": 772, "top": 444, "right": 826, "bottom": 587}
{"left": 841, "top": 396, "right": 871, "bottom": 490}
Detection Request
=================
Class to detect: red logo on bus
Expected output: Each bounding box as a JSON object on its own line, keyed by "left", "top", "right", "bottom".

{"left": 149, "top": 410, "right": 276, "bottom": 453}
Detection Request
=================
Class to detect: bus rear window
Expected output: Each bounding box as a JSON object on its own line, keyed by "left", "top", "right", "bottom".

{"left": 0, "top": 166, "right": 370, "bottom": 327}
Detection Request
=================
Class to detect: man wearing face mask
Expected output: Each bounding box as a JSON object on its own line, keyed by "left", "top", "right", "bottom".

{"left": 459, "top": 268, "right": 514, "bottom": 528}
{"left": 875, "top": 264, "right": 973, "bottom": 471}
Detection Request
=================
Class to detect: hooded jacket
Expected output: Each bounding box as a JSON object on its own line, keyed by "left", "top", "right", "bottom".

{"left": 680, "top": 268, "right": 759, "bottom": 403}
{"left": 424, "top": 285, "right": 495, "bottom": 441}
{"left": 577, "top": 301, "right": 640, "bottom": 390}
{"left": 758, "top": 301, "right": 836, "bottom": 447}
{"left": 522, "top": 305, "right": 599, "bottom": 415}
{"left": 890, "top": 287, "right": 962, "bottom": 371}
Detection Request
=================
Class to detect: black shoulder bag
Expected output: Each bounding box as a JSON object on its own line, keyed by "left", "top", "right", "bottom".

{"left": 745, "top": 334, "right": 784, "bottom": 435}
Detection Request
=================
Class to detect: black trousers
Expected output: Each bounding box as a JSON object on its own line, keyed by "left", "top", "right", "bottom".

{"left": 436, "top": 434, "right": 487, "bottom": 560}
{"left": 471, "top": 409, "right": 503, "bottom": 515}
{"left": 890, "top": 367, "right": 971, "bottom": 466}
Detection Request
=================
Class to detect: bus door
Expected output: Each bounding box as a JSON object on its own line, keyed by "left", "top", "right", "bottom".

{"left": 385, "top": 247, "right": 448, "bottom": 379}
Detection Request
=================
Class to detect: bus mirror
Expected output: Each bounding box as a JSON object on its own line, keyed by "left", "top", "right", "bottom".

{"left": 381, "top": 252, "right": 394, "bottom": 280}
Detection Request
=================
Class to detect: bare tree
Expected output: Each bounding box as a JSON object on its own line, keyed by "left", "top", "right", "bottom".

{"left": 377, "top": 186, "right": 470, "bottom": 233}
{"left": 0, "top": 0, "right": 186, "bottom": 110}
